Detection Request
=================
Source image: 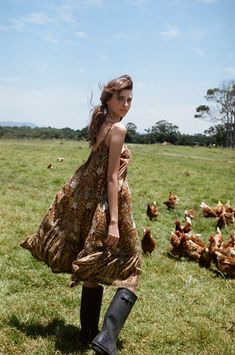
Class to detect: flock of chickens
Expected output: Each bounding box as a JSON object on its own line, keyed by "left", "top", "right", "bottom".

{"left": 141, "top": 193, "right": 235, "bottom": 278}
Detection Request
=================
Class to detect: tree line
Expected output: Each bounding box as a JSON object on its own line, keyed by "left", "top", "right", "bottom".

{"left": 1, "top": 80, "right": 234, "bottom": 147}
{"left": 0, "top": 121, "right": 215, "bottom": 146}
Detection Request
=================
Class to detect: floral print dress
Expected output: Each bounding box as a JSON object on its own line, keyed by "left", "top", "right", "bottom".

{"left": 21, "top": 124, "right": 141, "bottom": 289}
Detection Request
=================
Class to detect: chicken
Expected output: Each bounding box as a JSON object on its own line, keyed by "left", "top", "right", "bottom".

{"left": 146, "top": 202, "right": 158, "bottom": 220}
{"left": 57, "top": 156, "right": 64, "bottom": 162}
{"left": 199, "top": 247, "right": 212, "bottom": 268}
{"left": 141, "top": 228, "right": 157, "bottom": 255}
{"left": 185, "top": 239, "right": 205, "bottom": 262}
{"left": 220, "top": 232, "right": 235, "bottom": 257}
{"left": 170, "top": 231, "right": 187, "bottom": 257}
{"left": 224, "top": 200, "right": 235, "bottom": 214}
{"left": 164, "top": 192, "right": 179, "bottom": 210}
{"left": 200, "top": 201, "right": 235, "bottom": 224}
{"left": 175, "top": 216, "right": 192, "bottom": 234}
{"left": 216, "top": 211, "right": 235, "bottom": 229}
{"left": 221, "top": 232, "right": 235, "bottom": 249}
{"left": 213, "top": 201, "right": 224, "bottom": 216}
{"left": 214, "top": 251, "right": 235, "bottom": 277}
{"left": 208, "top": 227, "right": 223, "bottom": 253}
{"left": 187, "top": 234, "right": 206, "bottom": 248}
{"left": 184, "top": 209, "right": 194, "bottom": 220}
{"left": 200, "top": 202, "right": 217, "bottom": 217}
{"left": 47, "top": 163, "right": 54, "bottom": 169}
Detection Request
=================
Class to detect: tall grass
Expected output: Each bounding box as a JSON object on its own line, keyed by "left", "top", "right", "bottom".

{"left": 0, "top": 140, "right": 234, "bottom": 355}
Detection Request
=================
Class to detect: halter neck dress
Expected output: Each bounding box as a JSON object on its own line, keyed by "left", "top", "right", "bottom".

{"left": 20, "top": 122, "right": 141, "bottom": 289}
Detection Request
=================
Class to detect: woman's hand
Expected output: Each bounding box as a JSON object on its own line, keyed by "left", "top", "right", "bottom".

{"left": 105, "top": 222, "right": 120, "bottom": 248}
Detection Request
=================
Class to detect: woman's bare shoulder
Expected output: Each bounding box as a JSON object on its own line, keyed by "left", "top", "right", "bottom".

{"left": 111, "top": 122, "right": 127, "bottom": 134}
{"left": 103, "top": 121, "right": 126, "bottom": 148}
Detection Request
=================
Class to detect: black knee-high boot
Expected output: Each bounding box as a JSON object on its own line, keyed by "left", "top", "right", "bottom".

{"left": 92, "top": 288, "right": 137, "bottom": 355}
{"left": 79, "top": 285, "right": 103, "bottom": 344}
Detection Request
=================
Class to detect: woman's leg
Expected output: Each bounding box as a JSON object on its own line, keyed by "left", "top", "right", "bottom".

{"left": 92, "top": 287, "right": 137, "bottom": 355}
{"left": 79, "top": 281, "right": 104, "bottom": 344}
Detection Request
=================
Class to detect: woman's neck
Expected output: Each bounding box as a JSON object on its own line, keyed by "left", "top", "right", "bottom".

{"left": 105, "top": 114, "right": 121, "bottom": 124}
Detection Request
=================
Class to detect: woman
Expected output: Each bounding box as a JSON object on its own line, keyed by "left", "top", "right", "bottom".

{"left": 20, "top": 74, "right": 141, "bottom": 355}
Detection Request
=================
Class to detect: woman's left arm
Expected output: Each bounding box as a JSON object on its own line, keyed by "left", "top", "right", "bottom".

{"left": 105, "top": 124, "right": 126, "bottom": 248}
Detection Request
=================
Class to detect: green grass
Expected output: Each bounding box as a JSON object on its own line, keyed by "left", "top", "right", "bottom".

{"left": 0, "top": 140, "right": 235, "bottom": 355}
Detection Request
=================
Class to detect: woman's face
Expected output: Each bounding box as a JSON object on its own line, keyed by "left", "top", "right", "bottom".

{"left": 106, "top": 89, "right": 133, "bottom": 119}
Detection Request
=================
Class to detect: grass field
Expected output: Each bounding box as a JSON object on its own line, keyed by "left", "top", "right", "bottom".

{"left": 0, "top": 139, "right": 234, "bottom": 355}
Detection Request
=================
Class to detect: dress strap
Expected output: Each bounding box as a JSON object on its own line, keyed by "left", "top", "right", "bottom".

{"left": 91, "top": 121, "right": 113, "bottom": 151}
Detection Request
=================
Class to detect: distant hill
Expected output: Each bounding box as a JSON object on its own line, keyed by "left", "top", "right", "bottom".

{"left": 0, "top": 121, "right": 37, "bottom": 128}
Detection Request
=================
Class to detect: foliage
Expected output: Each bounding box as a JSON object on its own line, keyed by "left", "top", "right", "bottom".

{"left": 0, "top": 140, "right": 234, "bottom": 355}
{"left": 195, "top": 80, "right": 235, "bottom": 147}
{"left": 0, "top": 125, "right": 85, "bottom": 140}
{"left": 0, "top": 121, "right": 219, "bottom": 146}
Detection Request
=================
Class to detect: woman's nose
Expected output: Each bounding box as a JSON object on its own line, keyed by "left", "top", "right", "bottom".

{"left": 123, "top": 100, "right": 129, "bottom": 107}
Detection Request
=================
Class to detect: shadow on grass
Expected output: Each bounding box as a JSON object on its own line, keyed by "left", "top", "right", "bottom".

{"left": 9, "top": 315, "right": 90, "bottom": 354}
{"left": 165, "top": 251, "right": 234, "bottom": 279}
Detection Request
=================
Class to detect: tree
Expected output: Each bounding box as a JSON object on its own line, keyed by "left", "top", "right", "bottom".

{"left": 195, "top": 80, "right": 235, "bottom": 147}
{"left": 204, "top": 124, "right": 226, "bottom": 146}
{"left": 125, "top": 122, "right": 138, "bottom": 143}
{"left": 147, "top": 120, "right": 180, "bottom": 144}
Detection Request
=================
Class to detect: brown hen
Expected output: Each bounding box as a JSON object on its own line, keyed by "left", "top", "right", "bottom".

{"left": 146, "top": 202, "right": 158, "bottom": 220}
{"left": 141, "top": 228, "right": 157, "bottom": 255}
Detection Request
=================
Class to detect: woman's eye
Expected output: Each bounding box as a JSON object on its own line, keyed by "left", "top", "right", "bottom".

{"left": 118, "top": 97, "right": 132, "bottom": 104}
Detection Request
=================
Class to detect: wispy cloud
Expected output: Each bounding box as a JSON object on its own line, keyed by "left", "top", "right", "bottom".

{"left": 10, "top": 11, "right": 53, "bottom": 31}
{"left": 223, "top": 67, "right": 235, "bottom": 76}
{"left": 125, "top": 0, "right": 147, "bottom": 5}
{"left": 0, "top": 76, "right": 25, "bottom": 84}
{"left": 77, "top": 0, "right": 106, "bottom": 7}
{"left": 160, "top": 25, "right": 181, "bottom": 40}
{"left": 113, "top": 31, "right": 141, "bottom": 42}
{"left": 44, "top": 31, "right": 59, "bottom": 45}
{"left": 189, "top": 27, "right": 205, "bottom": 41}
{"left": 193, "top": 47, "right": 204, "bottom": 56}
{"left": 75, "top": 31, "right": 87, "bottom": 38}
{"left": 0, "top": 26, "right": 8, "bottom": 32}
{"left": 54, "top": 4, "right": 75, "bottom": 23}
{"left": 34, "top": 64, "right": 48, "bottom": 72}
{"left": 196, "top": 0, "right": 216, "bottom": 3}
{"left": 24, "top": 12, "right": 53, "bottom": 25}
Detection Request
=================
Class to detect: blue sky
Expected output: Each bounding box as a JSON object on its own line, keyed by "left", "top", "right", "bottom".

{"left": 1, "top": 0, "right": 235, "bottom": 134}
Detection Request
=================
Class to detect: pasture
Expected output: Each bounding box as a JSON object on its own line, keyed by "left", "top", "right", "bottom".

{"left": 0, "top": 139, "right": 234, "bottom": 355}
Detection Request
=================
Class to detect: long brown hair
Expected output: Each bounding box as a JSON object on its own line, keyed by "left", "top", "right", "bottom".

{"left": 88, "top": 74, "right": 133, "bottom": 146}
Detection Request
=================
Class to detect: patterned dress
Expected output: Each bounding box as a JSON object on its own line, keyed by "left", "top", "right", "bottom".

{"left": 20, "top": 125, "right": 141, "bottom": 289}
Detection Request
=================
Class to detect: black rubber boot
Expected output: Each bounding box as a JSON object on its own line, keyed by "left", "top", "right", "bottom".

{"left": 79, "top": 285, "right": 103, "bottom": 344}
{"left": 92, "top": 288, "right": 137, "bottom": 355}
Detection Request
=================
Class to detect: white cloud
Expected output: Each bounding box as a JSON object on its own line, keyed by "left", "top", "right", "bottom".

{"left": 223, "top": 67, "right": 235, "bottom": 76}
{"left": 75, "top": 31, "right": 87, "bottom": 38}
{"left": 10, "top": 11, "right": 53, "bottom": 31}
{"left": 54, "top": 4, "right": 75, "bottom": 23}
{"left": 0, "top": 26, "right": 8, "bottom": 32}
{"left": 113, "top": 32, "right": 140, "bottom": 42}
{"left": 24, "top": 12, "right": 53, "bottom": 25}
{"left": 160, "top": 25, "right": 181, "bottom": 40}
{"left": 189, "top": 27, "right": 206, "bottom": 41}
{"left": 197, "top": 0, "right": 216, "bottom": 3}
{"left": 193, "top": 47, "right": 204, "bottom": 56}
{"left": 34, "top": 64, "right": 48, "bottom": 71}
{"left": 76, "top": 0, "right": 106, "bottom": 7}
{"left": 44, "top": 31, "right": 59, "bottom": 45}
{"left": 0, "top": 76, "right": 25, "bottom": 84}
{"left": 125, "top": 0, "right": 147, "bottom": 5}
